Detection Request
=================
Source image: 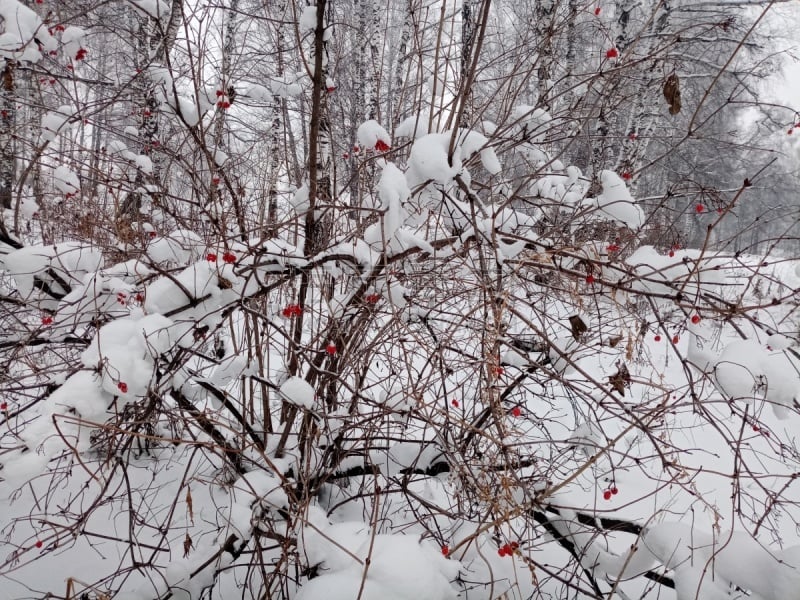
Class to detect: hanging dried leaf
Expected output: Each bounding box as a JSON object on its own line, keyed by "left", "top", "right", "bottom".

{"left": 607, "top": 334, "right": 623, "bottom": 348}
{"left": 186, "top": 487, "right": 194, "bottom": 525}
{"left": 608, "top": 361, "right": 631, "bottom": 396}
{"left": 183, "top": 532, "right": 193, "bottom": 557}
{"left": 663, "top": 73, "right": 681, "bottom": 115}
{"left": 568, "top": 315, "right": 588, "bottom": 341}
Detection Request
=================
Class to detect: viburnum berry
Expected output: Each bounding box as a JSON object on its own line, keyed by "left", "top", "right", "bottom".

{"left": 695, "top": 203, "right": 705, "bottom": 213}
{"left": 607, "top": 243, "right": 620, "bottom": 252}
{"left": 594, "top": 6, "right": 601, "bottom": 15}
{"left": 586, "top": 274, "right": 595, "bottom": 284}
{"left": 606, "top": 47, "right": 619, "bottom": 59}
{"left": 668, "top": 250, "right": 675, "bottom": 258}
{"left": 691, "top": 315, "right": 701, "bottom": 324}
{"left": 672, "top": 335, "right": 680, "bottom": 344}
{"left": 41, "top": 315, "right": 53, "bottom": 326}
{"left": 212, "top": 177, "right": 221, "bottom": 185}
{"left": 343, "top": 152, "right": 350, "bottom": 159}
{"left": 326, "top": 343, "right": 337, "bottom": 355}
{"left": 511, "top": 406, "right": 521, "bottom": 417}
{"left": 326, "top": 85, "right": 336, "bottom": 93}
{"left": 498, "top": 547, "right": 507, "bottom": 557}
{"left": 353, "top": 145, "right": 360, "bottom": 153}
{"left": 75, "top": 48, "right": 87, "bottom": 61}
{"left": 628, "top": 132, "right": 637, "bottom": 141}
{"left": 365, "top": 293, "right": 381, "bottom": 304}
{"left": 135, "top": 292, "right": 145, "bottom": 302}
{"left": 603, "top": 490, "right": 612, "bottom": 500}
{"left": 222, "top": 251, "right": 236, "bottom": 264}
{"left": 148, "top": 230, "right": 157, "bottom": 239}
{"left": 374, "top": 139, "right": 390, "bottom": 153}
{"left": 753, "top": 425, "right": 760, "bottom": 432}
{"left": 117, "top": 381, "right": 128, "bottom": 393}
{"left": 206, "top": 252, "right": 218, "bottom": 262}
{"left": 451, "top": 398, "right": 459, "bottom": 408}
{"left": 611, "top": 486, "right": 619, "bottom": 495}
{"left": 510, "top": 541, "right": 520, "bottom": 550}
{"left": 216, "top": 90, "right": 225, "bottom": 98}
{"left": 441, "top": 545, "right": 449, "bottom": 556}
{"left": 35, "top": 540, "right": 43, "bottom": 548}
{"left": 55, "top": 24, "right": 65, "bottom": 32}
{"left": 282, "top": 304, "right": 302, "bottom": 318}
{"left": 621, "top": 171, "right": 632, "bottom": 180}
{"left": 493, "top": 366, "right": 505, "bottom": 377}
{"left": 0, "top": 402, "right": 7, "bottom": 411}
{"left": 788, "top": 129, "right": 794, "bottom": 135}
{"left": 654, "top": 335, "right": 661, "bottom": 342}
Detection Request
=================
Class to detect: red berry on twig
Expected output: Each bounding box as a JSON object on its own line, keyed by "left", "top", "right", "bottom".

{"left": 117, "top": 382, "right": 128, "bottom": 393}
{"left": 606, "top": 47, "right": 619, "bottom": 59}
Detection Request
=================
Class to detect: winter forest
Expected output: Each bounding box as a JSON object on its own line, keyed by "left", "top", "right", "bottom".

{"left": 1, "top": 0, "right": 800, "bottom": 598}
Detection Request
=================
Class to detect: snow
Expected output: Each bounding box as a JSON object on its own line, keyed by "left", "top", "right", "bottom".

{"left": 582, "top": 170, "right": 644, "bottom": 229}
{"left": 41, "top": 106, "right": 76, "bottom": 142}
{"left": 279, "top": 376, "right": 316, "bottom": 409}
{"left": 0, "top": 0, "right": 57, "bottom": 62}
{"left": 357, "top": 120, "right": 392, "bottom": 152}
{"left": 53, "top": 165, "right": 80, "bottom": 195}
{"left": 299, "top": 5, "right": 318, "bottom": 32}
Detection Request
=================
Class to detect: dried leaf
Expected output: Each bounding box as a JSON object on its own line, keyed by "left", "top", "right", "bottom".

{"left": 183, "top": 532, "right": 193, "bottom": 557}
{"left": 663, "top": 73, "right": 681, "bottom": 115}
{"left": 568, "top": 315, "right": 588, "bottom": 341}
{"left": 186, "top": 487, "right": 194, "bottom": 525}
{"left": 607, "top": 335, "right": 623, "bottom": 348}
{"left": 608, "top": 361, "right": 631, "bottom": 396}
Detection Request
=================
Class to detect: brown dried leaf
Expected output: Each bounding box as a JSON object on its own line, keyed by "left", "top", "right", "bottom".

{"left": 568, "top": 315, "right": 588, "bottom": 341}
{"left": 663, "top": 73, "right": 682, "bottom": 115}
{"left": 183, "top": 532, "right": 193, "bottom": 557}
{"left": 607, "top": 335, "right": 623, "bottom": 348}
{"left": 608, "top": 361, "right": 631, "bottom": 396}
{"left": 186, "top": 487, "right": 194, "bottom": 525}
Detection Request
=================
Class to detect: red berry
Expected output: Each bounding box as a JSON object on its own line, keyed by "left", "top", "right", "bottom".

{"left": 586, "top": 274, "right": 595, "bottom": 284}
{"left": 221, "top": 101, "right": 231, "bottom": 109}
{"left": 603, "top": 490, "right": 612, "bottom": 500}
{"left": 788, "top": 129, "right": 794, "bottom": 135}
{"left": 212, "top": 177, "right": 221, "bottom": 185}
{"left": 374, "top": 139, "right": 390, "bottom": 153}
{"left": 148, "top": 231, "right": 157, "bottom": 239}
{"left": 35, "top": 540, "right": 43, "bottom": 548}
{"left": 498, "top": 547, "right": 507, "bottom": 557}
{"left": 326, "top": 343, "right": 337, "bottom": 355}
{"left": 41, "top": 316, "right": 53, "bottom": 326}
{"left": 0, "top": 402, "right": 7, "bottom": 411}
{"left": 654, "top": 335, "right": 661, "bottom": 342}
{"left": 668, "top": 250, "right": 675, "bottom": 257}
{"left": 628, "top": 132, "right": 637, "bottom": 141}
{"left": 695, "top": 204, "right": 704, "bottom": 213}
{"left": 365, "top": 293, "right": 381, "bottom": 304}
{"left": 511, "top": 406, "right": 521, "bottom": 417}
{"left": 594, "top": 6, "right": 601, "bottom": 15}
{"left": 282, "top": 304, "right": 302, "bottom": 318}
{"left": 117, "top": 382, "right": 128, "bottom": 393}
{"left": 691, "top": 315, "right": 701, "bottom": 324}
{"left": 606, "top": 47, "right": 619, "bottom": 59}
{"left": 342, "top": 152, "right": 350, "bottom": 159}
{"left": 441, "top": 545, "right": 449, "bottom": 556}
{"left": 135, "top": 292, "right": 145, "bottom": 302}
{"left": 326, "top": 86, "right": 336, "bottom": 93}
{"left": 216, "top": 90, "right": 225, "bottom": 97}
{"left": 353, "top": 145, "right": 360, "bottom": 153}
{"left": 611, "top": 486, "right": 618, "bottom": 495}
{"left": 607, "top": 243, "right": 620, "bottom": 252}
{"left": 75, "top": 48, "right": 87, "bottom": 61}
{"left": 451, "top": 398, "right": 459, "bottom": 407}
{"left": 672, "top": 335, "right": 680, "bottom": 344}
{"left": 510, "top": 541, "right": 519, "bottom": 550}
{"left": 494, "top": 366, "right": 505, "bottom": 377}
{"left": 222, "top": 251, "right": 236, "bottom": 264}
{"left": 621, "top": 171, "right": 632, "bottom": 180}
{"left": 752, "top": 425, "right": 760, "bottom": 432}
{"left": 206, "top": 253, "right": 218, "bottom": 262}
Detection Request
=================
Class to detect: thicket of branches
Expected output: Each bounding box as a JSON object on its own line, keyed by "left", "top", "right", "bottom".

{"left": 1, "top": 1, "right": 799, "bottom": 599}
